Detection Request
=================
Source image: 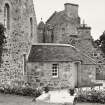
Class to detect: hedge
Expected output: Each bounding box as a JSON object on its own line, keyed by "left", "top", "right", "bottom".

{"left": 0, "top": 86, "right": 42, "bottom": 97}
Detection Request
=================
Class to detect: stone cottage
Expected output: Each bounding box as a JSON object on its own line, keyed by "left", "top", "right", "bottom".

{"left": 0, "top": 0, "right": 37, "bottom": 86}
{"left": 27, "top": 43, "right": 99, "bottom": 89}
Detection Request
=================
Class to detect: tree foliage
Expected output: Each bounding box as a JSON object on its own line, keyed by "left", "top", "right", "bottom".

{"left": 94, "top": 31, "right": 105, "bottom": 54}
{"left": 0, "top": 23, "right": 6, "bottom": 64}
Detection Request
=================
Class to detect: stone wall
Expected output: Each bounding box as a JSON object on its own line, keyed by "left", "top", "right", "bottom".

{"left": 27, "top": 62, "right": 78, "bottom": 89}
{"left": 26, "top": 62, "right": 97, "bottom": 88}
{"left": 0, "top": 0, "right": 37, "bottom": 86}
{"left": 45, "top": 17, "right": 80, "bottom": 43}
{"left": 79, "top": 64, "right": 97, "bottom": 86}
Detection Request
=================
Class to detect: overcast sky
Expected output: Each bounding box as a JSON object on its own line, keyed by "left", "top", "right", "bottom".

{"left": 34, "top": 0, "right": 105, "bottom": 40}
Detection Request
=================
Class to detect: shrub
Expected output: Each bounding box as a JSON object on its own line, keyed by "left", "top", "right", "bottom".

{"left": 77, "top": 89, "right": 105, "bottom": 104}
{"left": 43, "top": 86, "right": 49, "bottom": 93}
{"left": 0, "top": 86, "right": 42, "bottom": 97}
{"left": 69, "top": 89, "right": 75, "bottom": 96}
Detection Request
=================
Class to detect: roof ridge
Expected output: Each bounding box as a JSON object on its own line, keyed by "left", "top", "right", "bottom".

{"left": 78, "top": 49, "right": 97, "bottom": 64}
{"left": 32, "top": 43, "right": 75, "bottom": 48}
{"left": 46, "top": 11, "right": 57, "bottom": 23}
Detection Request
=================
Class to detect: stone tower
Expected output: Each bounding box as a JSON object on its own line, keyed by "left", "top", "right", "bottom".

{"left": 0, "top": 0, "right": 37, "bottom": 86}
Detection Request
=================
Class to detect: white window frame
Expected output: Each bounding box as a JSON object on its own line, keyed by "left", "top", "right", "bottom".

{"left": 52, "top": 64, "right": 59, "bottom": 78}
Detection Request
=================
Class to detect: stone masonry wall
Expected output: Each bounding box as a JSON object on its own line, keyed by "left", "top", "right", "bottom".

{"left": 80, "top": 64, "right": 96, "bottom": 86}
{"left": 0, "top": 0, "right": 37, "bottom": 86}
{"left": 27, "top": 62, "right": 77, "bottom": 89}
{"left": 45, "top": 16, "right": 80, "bottom": 43}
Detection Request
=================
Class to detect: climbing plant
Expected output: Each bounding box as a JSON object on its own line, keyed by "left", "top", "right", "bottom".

{"left": 0, "top": 23, "right": 6, "bottom": 65}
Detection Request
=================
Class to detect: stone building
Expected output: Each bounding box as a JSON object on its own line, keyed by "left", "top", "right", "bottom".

{"left": 37, "top": 3, "right": 96, "bottom": 58}
{"left": 0, "top": 0, "right": 37, "bottom": 86}
{"left": 27, "top": 43, "right": 100, "bottom": 89}
{"left": 36, "top": 3, "right": 104, "bottom": 87}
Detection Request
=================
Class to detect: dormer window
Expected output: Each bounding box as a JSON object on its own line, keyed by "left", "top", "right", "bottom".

{"left": 93, "top": 53, "right": 97, "bottom": 57}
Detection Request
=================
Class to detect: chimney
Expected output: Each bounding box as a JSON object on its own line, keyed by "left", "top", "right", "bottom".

{"left": 77, "top": 24, "right": 92, "bottom": 40}
{"left": 64, "top": 3, "right": 79, "bottom": 18}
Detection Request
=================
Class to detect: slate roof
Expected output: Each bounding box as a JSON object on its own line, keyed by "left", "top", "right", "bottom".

{"left": 28, "top": 43, "right": 96, "bottom": 64}
{"left": 46, "top": 10, "right": 80, "bottom": 26}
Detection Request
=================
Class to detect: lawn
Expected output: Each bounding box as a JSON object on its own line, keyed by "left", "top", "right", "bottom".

{"left": 0, "top": 93, "right": 103, "bottom": 105}
{"left": 0, "top": 94, "right": 33, "bottom": 105}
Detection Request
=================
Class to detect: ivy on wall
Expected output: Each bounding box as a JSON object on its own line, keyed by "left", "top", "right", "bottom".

{"left": 0, "top": 23, "right": 6, "bottom": 65}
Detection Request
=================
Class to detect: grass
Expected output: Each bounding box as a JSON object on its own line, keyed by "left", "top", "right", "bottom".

{"left": 0, "top": 93, "right": 33, "bottom": 105}
{"left": 0, "top": 93, "right": 103, "bottom": 105}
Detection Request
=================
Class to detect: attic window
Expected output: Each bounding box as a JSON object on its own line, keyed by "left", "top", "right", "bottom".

{"left": 98, "top": 61, "right": 102, "bottom": 63}
{"left": 52, "top": 64, "right": 59, "bottom": 78}
{"left": 92, "top": 52, "right": 98, "bottom": 57}
{"left": 93, "top": 53, "right": 97, "bottom": 57}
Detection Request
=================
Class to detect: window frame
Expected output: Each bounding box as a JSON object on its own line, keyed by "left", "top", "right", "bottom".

{"left": 52, "top": 64, "right": 59, "bottom": 78}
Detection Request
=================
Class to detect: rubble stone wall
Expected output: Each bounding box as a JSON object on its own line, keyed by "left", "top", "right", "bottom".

{"left": 0, "top": 0, "right": 37, "bottom": 86}
{"left": 27, "top": 62, "right": 77, "bottom": 89}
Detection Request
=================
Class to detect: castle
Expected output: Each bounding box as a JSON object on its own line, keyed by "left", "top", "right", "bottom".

{"left": 0, "top": 1, "right": 104, "bottom": 88}
{"left": 27, "top": 3, "right": 103, "bottom": 88}
{"left": 37, "top": 3, "right": 98, "bottom": 58}
{"left": 0, "top": 0, "right": 37, "bottom": 86}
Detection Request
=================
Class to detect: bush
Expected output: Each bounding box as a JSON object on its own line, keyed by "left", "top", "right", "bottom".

{"left": 43, "top": 86, "right": 49, "bottom": 93}
{"left": 69, "top": 89, "right": 75, "bottom": 96}
{"left": 0, "top": 86, "right": 4, "bottom": 93}
{"left": 77, "top": 89, "right": 105, "bottom": 104}
{"left": 0, "top": 86, "right": 42, "bottom": 97}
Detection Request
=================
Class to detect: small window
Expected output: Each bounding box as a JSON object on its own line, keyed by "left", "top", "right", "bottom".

{"left": 96, "top": 68, "right": 100, "bottom": 80}
{"left": 30, "top": 17, "right": 33, "bottom": 38}
{"left": 62, "top": 28, "right": 65, "bottom": 33}
{"left": 4, "top": 3, "right": 10, "bottom": 29}
{"left": 52, "top": 64, "right": 59, "bottom": 78}
{"left": 93, "top": 53, "right": 97, "bottom": 57}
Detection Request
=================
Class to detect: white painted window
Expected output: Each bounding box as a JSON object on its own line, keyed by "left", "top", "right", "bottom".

{"left": 52, "top": 64, "right": 59, "bottom": 78}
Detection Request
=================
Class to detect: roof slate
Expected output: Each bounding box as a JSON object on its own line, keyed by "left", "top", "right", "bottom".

{"left": 28, "top": 43, "right": 96, "bottom": 64}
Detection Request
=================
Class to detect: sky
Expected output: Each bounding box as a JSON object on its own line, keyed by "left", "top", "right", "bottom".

{"left": 34, "top": 0, "right": 105, "bottom": 40}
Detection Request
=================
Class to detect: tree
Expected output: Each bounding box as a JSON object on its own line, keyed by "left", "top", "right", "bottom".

{"left": 99, "top": 31, "right": 105, "bottom": 53}
{"left": 94, "top": 31, "right": 105, "bottom": 54}
{"left": 0, "top": 23, "right": 6, "bottom": 64}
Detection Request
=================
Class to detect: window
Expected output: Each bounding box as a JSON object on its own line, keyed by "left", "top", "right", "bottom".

{"left": 30, "top": 17, "right": 33, "bottom": 38}
{"left": 62, "top": 28, "right": 65, "bottom": 34}
{"left": 52, "top": 64, "right": 59, "bottom": 78}
{"left": 96, "top": 68, "right": 100, "bottom": 80}
{"left": 4, "top": 3, "right": 10, "bottom": 29}
{"left": 51, "top": 30, "right": 54, "bottom": 43}
{"left": 93, "top": 53, "right": 97, "bottom": 57}
{"left": 96, "top": 68, "right": 103, "bottom": 80}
